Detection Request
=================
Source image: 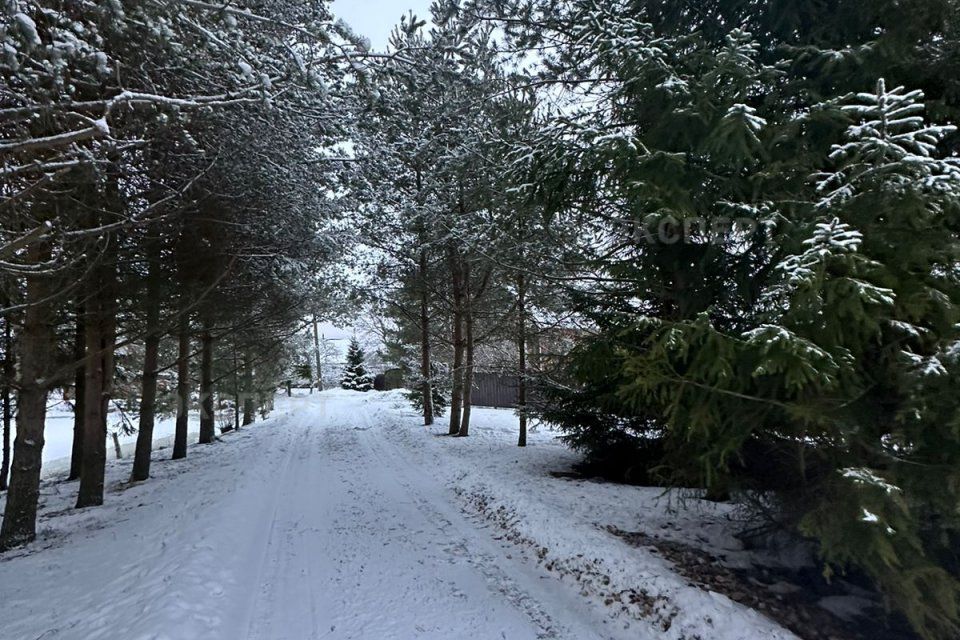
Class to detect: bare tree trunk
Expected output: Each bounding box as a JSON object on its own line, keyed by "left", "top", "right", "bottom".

{"left": 198, "top": 326, "right": 215, "bottom": 444}
{"left": 458, "top": 261, "right": 474, "bottom": 437}
{"left": 172, "top": 313, "right": 190, "bottom": 460}
{"left": 419, "top": 247, "right": 434, "bottom": 426}
{"left": 415, "top": 170, "right": 434, "bottom": 425}
{"left": 112, "top": 432, "right": 122, "bottom": 460}
{"left": 131, "top": 249, "right": 162, "bottom": 481}
{"left": 68, "top": 305, "right": 84, "bottom": 480}
{"left": 530, "top": 332, "right": 542, "bottom": 371}
{"left": 0, "top": 390, "right": 9, "bottom": 492}
{"left": 448, "top": 248, "right": 465, "bottom": 435}
{"left": 1, "top": 314, "right": 14, "bottom": 490}
{"left": 100, "top": 295, "right": 116, "bottom": 433}
{"left": 517, "top": 272, "right": 528, "bottom": 447}
{"left": 0, "top": 243, "right": 56, "bottom": 548}
{"left": 242, "top": 350, "right": 254, "bottom": 426}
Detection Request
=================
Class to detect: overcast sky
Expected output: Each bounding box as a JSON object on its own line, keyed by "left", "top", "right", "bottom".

{"left": 332, "top": 0, "right": 435, "bottom": 51}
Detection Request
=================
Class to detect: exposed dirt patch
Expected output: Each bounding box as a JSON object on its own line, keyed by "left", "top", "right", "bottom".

{"left": 608, "top": 526, "right": 917, "bottom": 640}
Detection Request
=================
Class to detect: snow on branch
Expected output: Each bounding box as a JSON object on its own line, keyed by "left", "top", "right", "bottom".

{"left": 0, "top": 119, "right": 108, "bottom": 155}
{"left": 171, "top": 0, "right": 328, "bottom": 40}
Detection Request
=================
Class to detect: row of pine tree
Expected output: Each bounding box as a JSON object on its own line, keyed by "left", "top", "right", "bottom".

{"left": 0, "top": 2, "right": 361, "bottom": 549}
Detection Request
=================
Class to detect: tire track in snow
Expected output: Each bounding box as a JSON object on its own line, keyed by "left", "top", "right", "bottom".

{"left": 353, "top": 402, "right": 607, "bottom": 640}
{"left": 243, "top": 411, "right": 322, "bottom": 640}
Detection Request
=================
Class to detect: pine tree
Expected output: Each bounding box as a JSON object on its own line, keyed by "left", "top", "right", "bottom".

{"left": 352, "top": 9, "right": 530, "bottom": 435}
{"left": 340, "top": 338, "right": 374, "bottom": 392}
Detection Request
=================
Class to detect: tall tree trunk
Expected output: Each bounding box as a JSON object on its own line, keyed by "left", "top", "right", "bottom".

{"left": 517, "top": 272, "right": 528, "bottom": 447}
{"left": 76, "top": 188, "right": 119, "bottom": 506}
{"left": 458, "top": 261, "right": 474, "bottom": 437}
{"left": 100, "top": 297, "right": 116, "bottom": 433}
{"left": 68, "top": 305, "right": 85, "bottom": 481}
{"left": 0, "top": 383, "right": 9, "bottom": 493}
{"left": 0, "top": 243, "right": 56, "bottom": 548}
{"left": 242, "top": 350, "right": 254, "bottom": 426}
{"left": 131, "top": 249, "right": 162, "bottom": 481}
{"left": 172, "top": 313, "right": 190, "bottom": 460}
{"left": 448, "top": 248, "right": 465, "bottom": 435}
{"left": 1, "top": 313, "right": 14, "bottom": 491}
{"left": 111, "top": 432, "right": 122, "bottom": 460}
{"left": 419, "top": 247, "right": 434, "bottom": 426}
{"left": 232, "top": 343, "right": 240, "bottom": 430}
{"left": 312, "top": 315, "right": 324, "bottom": 392}
{"left": 198, "top": 326, "right": 215, "bottom": 444}
{"left": 415, "top": 170, "right": 434, "bottom": 426}
{"left": 76, "top": 265, "right": 112, "bottom": 509}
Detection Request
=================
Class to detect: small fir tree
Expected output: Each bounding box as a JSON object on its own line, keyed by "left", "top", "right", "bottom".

{"left": 340, "top": 338, "right": 374, "bottom": 392}
{"left": 407, "top": 362, "right": 449, "bottom": 418}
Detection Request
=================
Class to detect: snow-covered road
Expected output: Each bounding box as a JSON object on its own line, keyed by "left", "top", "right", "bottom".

{"left": 236, "top": 394, "right": 609, "bottom": 640}
{"left": 0, "top": 392, "right": 615, "bottom": 640}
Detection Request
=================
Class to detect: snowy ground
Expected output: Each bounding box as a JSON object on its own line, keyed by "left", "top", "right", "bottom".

{"left": 0, "top": 390, "right": 797, "bottom": 640}
{"left": 24, "top": 393, "right": 204, "bottom": 476}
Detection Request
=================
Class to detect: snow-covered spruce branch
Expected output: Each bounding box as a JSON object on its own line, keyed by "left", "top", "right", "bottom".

{"left": 0, "top": 255, "right": 66, "bottom": 274}
{"left": 0, "top": 90, "right": 262, "bottom": 177}
{"left": 170, "top": 0, "right": 422, "bottom": 65}
{"left": 0, "top": 248, "right": 95, "bottom": 321}
{"left": 0, "top": 169, "right": 67, "bottom": 211}
{"left": 0, "top": 156, "right": 117, "bottom": 178}
{"left": 0, "top": 155, "right": 216, "bottom": 271}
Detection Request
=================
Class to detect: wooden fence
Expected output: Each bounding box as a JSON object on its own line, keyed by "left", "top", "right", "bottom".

{"left": 372, "top": 370, "right": 529, "bottom": 409}
{"left": 470, "top": 372, "right": 521, "bottom": 408}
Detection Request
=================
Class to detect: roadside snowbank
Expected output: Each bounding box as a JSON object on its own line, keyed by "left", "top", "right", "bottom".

{"left": 379, "top": 390, "right": 798, "bottom": 640}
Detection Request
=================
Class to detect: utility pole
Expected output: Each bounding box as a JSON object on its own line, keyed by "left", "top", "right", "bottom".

{"left": 312, "top": 315, "right": 324, "bottom": 392}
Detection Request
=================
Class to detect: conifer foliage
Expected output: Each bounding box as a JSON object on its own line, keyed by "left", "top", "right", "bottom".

{"left": 621, "top": 80, "right": 960, "bottom": 640}
{"left": 448, "top": 1, "right": 960, "bottom": 637}
{"left": 340, "top": 339, "right": 373, "bottom": 392}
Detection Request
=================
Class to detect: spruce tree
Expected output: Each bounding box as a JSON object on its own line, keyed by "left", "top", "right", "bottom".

{"left": 618, "top": 79, "right": 960, "bottom": 640}
{"left": 340, "top": 339, "right": 374, "bottom": 392}
{"left": 475, "top": 1, "right": 960, "bottom": 637}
